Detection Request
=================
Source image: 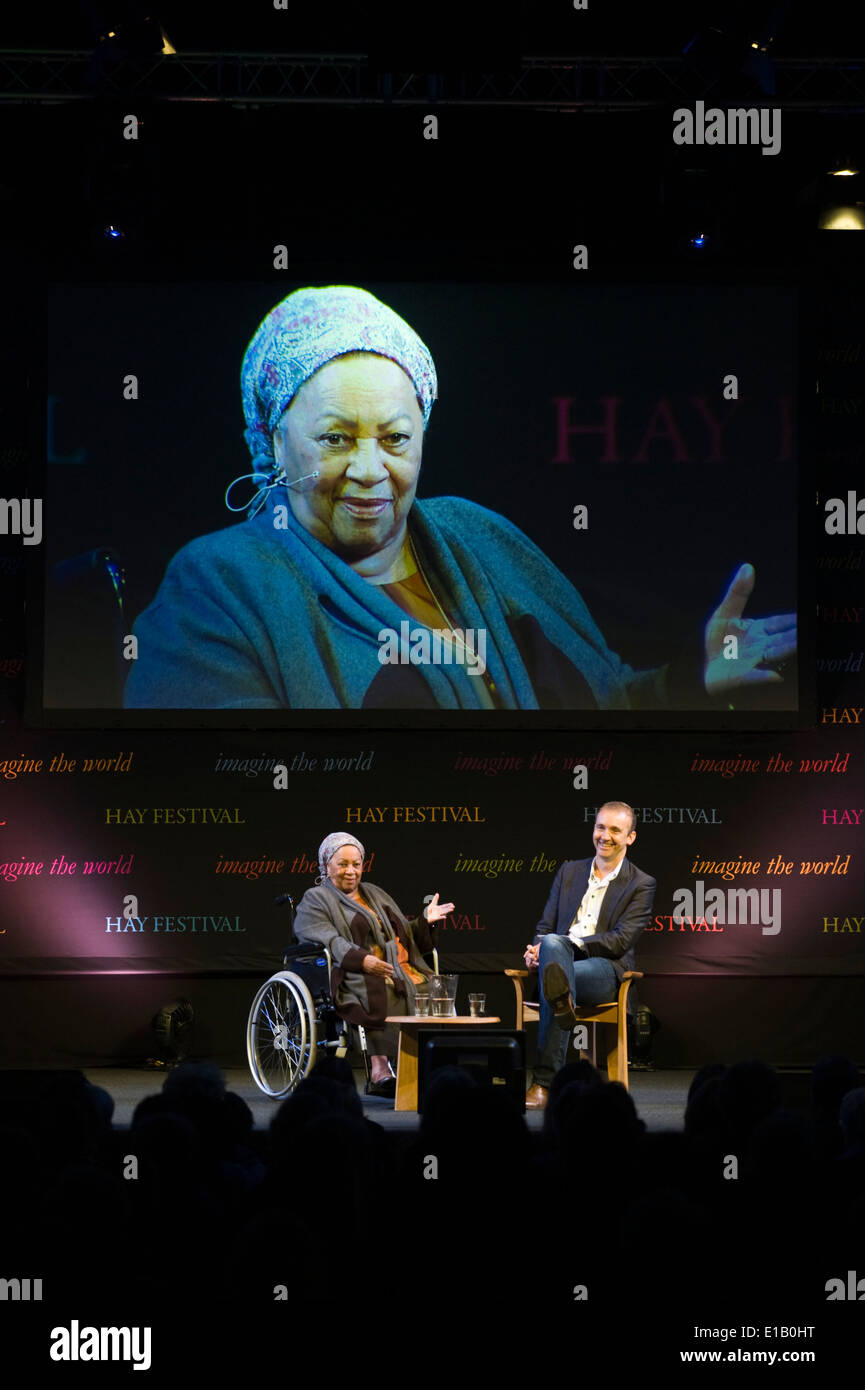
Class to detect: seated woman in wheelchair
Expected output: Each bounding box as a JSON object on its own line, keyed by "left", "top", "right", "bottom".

{"left": 294, "top": 832, "right": 455, "bottom": 1098}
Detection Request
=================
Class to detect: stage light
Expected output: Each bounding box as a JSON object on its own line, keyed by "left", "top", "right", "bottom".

{"left": 661, "top": 155, "right": 725, "bottom": 261}
{"left": 828, "top": 159, "right": 859, "bottom": 178}
{"left": 819, "top": 206, "right": 865, "bottom": 231}
{"left": 103, "top": 224, "right": 125, "bottom": 238}
{"left": 682, "top": 2, "right": 789, "bottom": 98}
{"left": 628, "top": 1004, "right": 660, "bottom": 1069}
{"left": 147, "top": 997, "right": 195, "bottom": 1068}
{"left": 818, "top": 163, "right": 865, "bottom": 230}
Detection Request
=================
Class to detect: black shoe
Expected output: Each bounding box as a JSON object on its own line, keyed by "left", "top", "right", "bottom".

{"left": 543, "top": 963, "right": 578, "bottom": 1029}
{"left": 366, "top": 1076, "right": 396, "bottom": 1098}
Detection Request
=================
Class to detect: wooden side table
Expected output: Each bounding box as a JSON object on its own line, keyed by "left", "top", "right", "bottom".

{"left": 385, "top": 1015, "right": 501, "bottom": 1111}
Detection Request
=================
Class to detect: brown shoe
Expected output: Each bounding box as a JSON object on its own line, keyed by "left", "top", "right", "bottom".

{"left": 525, "top": 1084, "right": 549, "bottom": 1110}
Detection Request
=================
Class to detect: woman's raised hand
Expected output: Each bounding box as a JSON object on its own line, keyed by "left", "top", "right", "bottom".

{"left": 424, "top": 892, "right": 455, "bottom": 923}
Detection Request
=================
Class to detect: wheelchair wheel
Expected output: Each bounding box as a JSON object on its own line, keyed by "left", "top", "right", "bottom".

{"left": 247, "top": 970, "right": 318, "bottom": 1098}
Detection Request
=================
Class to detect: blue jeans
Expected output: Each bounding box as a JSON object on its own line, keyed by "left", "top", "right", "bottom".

{"left": 532, "top": 934, "right": 618, "bottom": 1088}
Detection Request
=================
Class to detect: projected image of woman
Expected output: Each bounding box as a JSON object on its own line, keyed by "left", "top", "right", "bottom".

{"left": 123, "top": 285, "right": 795, "bottom": 710}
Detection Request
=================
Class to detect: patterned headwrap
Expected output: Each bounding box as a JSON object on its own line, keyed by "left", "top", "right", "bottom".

{"left": 316, "top": 831, "right": 366, "bottom": 885}
{"left": 240, "top": 285, "right": 438, "bottom": 480}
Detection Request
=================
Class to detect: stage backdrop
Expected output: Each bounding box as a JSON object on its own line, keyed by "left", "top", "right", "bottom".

{"left": 0, "top": 284, "right": 862, "bottom": 1067}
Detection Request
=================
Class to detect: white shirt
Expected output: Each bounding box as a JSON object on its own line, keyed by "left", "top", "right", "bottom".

{"left": 568, "top": 857, "right": 624, "bottom": 951}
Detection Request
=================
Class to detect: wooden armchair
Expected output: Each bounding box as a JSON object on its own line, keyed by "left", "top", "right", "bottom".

{"left": 505, "top": 968, "right": 644, "bottom": 1090}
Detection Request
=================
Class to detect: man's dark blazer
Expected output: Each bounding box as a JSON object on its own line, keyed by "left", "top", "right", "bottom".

{"left": 533, "top": 856, "right": 656, "bottom": 996}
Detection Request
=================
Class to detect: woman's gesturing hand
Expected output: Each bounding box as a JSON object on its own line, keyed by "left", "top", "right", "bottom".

{"left": 363, "top": 954, "right": 395, "bottom": 978}
{"left": 703, "top": 563, "right": 796, "bottom": 696}
{"left": 424, "top": 892, "right": 455, "bottom": 923}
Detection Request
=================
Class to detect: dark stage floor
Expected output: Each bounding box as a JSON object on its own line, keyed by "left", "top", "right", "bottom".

{"left": 80, "top": 1063, "right": 692, "bottom": 1130}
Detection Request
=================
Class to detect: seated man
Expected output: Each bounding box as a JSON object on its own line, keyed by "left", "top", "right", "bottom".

{"left": 524, "top": 801, "right": 656, "bottom": 1109}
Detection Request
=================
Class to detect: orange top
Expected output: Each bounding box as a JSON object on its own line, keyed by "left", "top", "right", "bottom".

{"left": 396, "top": 933, "right": 427, "bottom": 986}
{"left": 361, "top": 895, "right": 426, "bottom": 985}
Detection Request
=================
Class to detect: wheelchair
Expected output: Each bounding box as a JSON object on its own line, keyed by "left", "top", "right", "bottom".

{"left": 246, "top": 896, "right": 438, "bottom": 1099}
{"left": 247, "top": 936, "right": 370, "bottom": 1099}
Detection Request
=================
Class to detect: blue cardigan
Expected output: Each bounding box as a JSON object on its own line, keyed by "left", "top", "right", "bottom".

{"left": 123, "top": 494, "right": 696, "bottom": 710}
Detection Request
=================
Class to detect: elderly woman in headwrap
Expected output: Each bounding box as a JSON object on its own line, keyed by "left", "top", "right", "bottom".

{"left": 293, "top": 832, "right": 454, "bottom": 1097}
{"left": 124, "top": 284, "right": 795, "bottom": 710}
